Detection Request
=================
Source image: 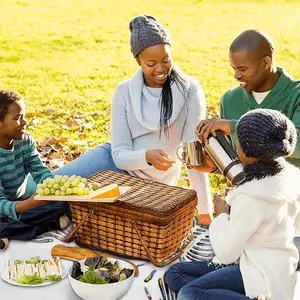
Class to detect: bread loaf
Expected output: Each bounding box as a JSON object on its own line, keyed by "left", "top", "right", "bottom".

{"left": 51, "top": 244, "right": 98, "bottom": 260}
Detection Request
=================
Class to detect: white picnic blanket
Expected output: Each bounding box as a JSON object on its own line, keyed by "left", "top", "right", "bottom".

{"left": 1, "top": 239, "right": 300, "bottom": 300}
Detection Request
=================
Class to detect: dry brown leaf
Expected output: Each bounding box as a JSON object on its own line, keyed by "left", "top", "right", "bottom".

{"left": 74, "top": 112, "right": 85, "bottom": 118}
{"left": 47, "top": 108, "right": 56, "bottom": 115}
{"left": 65, "top": 120, "right": 78, "bottom": 127}
{"left": 48, "top": 158, "right": 65, "bottom": 170}
{"left": 78, "top": 133, "right": 88, "bottom": 139}
{"left": 27, "top": 112, "right": 41, "bottom": 117}
{"left": 51, "top": 137, "right": 69, "bottom": 144}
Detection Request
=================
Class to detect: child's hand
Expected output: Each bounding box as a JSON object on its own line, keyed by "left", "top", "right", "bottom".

{"left": 16, "top": 195, "right": 52, "bottom": 213}
{"left": 213, "top": 194, "right": 230, "bottom": 217}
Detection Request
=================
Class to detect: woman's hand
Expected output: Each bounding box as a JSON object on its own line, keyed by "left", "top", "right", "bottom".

{"left": 146, "top": 149, "right": 176, "bottom": 171}
{"left": 213, "top": 194, "right": 230, "bottom": 217}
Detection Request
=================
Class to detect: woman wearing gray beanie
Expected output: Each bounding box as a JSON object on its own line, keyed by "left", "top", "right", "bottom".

{"left": 166, "top": 108, "right": 300, "bottom": 300}
{"left": 54, "top": 16, "right": 213, "bottom": 228}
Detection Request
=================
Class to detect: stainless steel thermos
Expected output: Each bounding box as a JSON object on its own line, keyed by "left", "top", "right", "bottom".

{"left": 203, "top": 131, "right": 245, "bottom": 185}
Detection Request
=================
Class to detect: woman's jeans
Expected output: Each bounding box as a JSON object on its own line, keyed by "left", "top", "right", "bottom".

{"left": 165, "top": 261, "right": 253, "bottom": 300}
{"left": 54, "top": 142, "right": 124, "bottom": 177}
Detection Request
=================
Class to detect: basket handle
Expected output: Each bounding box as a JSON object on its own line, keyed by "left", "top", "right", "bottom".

{"left": 64, "top": 210, "right": 94, "bottom": 243}
{"left": 132, "top": 221, "right": 193, "bottom": 267}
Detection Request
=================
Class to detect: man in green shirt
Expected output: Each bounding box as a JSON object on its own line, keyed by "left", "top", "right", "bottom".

{"left": 195, "top": 29, "right": 300, "bottom": 265}
{"left": 197, "top": 29, "right": 300, "bottom": 169}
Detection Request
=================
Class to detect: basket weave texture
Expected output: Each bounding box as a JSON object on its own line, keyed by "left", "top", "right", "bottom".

{"left": 71, "top": 170, "right": 197, "bottom": 261}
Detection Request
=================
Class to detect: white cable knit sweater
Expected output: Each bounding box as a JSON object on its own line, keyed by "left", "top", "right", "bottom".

{"left": 210, "top": 164, "right": 300, "bottom": 300}
{"left": 110, "top": 67, "right": 212, "bottom": 214}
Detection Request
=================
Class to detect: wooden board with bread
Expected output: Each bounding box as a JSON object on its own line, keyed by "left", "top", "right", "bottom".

{"left": 51, "top": 245, "right": 139, "bottom": 277}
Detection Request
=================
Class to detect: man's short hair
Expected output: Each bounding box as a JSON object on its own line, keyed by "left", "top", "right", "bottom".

{"left": 230, "top": 29, "right": 275, "bottom": 59}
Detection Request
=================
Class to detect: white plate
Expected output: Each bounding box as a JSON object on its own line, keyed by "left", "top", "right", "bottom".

{"left": 34, "top": 186, "right": 131, "bottom": 203}
{"left": 1, "top": 267, "right": 67, "bottom": 287}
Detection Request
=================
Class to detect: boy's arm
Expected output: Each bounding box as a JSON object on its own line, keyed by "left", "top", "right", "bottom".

{"left": 27, "top": 135, "right": 53, "bottom": 184}
{"left": 0, "top": 181, "right": 19, "bottom": 220}
{"left": 209, "top": 194, "right": 264, "bottom": 265}
{"left": 0, "top": 181, "right": 49, "bottom": 220}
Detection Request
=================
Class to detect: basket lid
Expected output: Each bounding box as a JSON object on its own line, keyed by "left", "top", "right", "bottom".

{"left": 88, "top": 170, "right": 197, "bottom": 218}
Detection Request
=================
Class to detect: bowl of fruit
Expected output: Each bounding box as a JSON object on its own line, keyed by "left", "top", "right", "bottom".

{"left": 68, "top": 256, "right": 134, "bottom": 300}
{"left": 34, "top": 175, "right": 130, "bottom": 203}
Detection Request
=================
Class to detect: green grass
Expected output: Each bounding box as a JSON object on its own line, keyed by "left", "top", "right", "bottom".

{"left": 1, "top": 0, "right": 300, "bottom": 191}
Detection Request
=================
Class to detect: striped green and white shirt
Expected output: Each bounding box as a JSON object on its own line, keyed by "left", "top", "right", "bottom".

{"left": 0, "top": 133, "right": 52, "bottom": 220}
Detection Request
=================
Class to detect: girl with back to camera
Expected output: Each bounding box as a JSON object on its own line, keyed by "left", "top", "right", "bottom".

{"left": 166, "top": 108, "right": 300, "bottom": 300}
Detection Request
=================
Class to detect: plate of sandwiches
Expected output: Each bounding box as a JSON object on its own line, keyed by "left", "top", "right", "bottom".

{"left": 1, "top": 256, "right": 67, "bottom": 287}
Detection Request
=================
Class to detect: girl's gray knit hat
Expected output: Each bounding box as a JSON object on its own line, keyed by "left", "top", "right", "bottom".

{"left": 129, "top": 15, "right": 171, "bottom": 58}
{"left": 237, "top": 108, "right": 297, "bottom": 159}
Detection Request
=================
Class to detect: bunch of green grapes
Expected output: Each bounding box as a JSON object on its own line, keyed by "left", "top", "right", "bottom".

{"left": 36, "top": 175, "right": 90, "bottom": 196}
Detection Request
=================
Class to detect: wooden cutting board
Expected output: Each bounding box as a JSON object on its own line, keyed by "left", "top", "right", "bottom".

{"left": 34, "top": 186, "right": 131, "bottom": 203}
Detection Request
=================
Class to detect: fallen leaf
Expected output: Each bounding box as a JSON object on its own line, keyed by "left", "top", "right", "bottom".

{"left": 48, "top": 158, "right": 65, "bottom": 170}
{"left": 74, "top": 112, "right": 85, "bottom": 118}
{"left": 79, "top": 133, "right": 88, "bottom": 139}
{"left": 47, "top": 108, "right": 56, "bottom": 115}
{"left": 65, "top": 120, "right": 78, "bottom": 127}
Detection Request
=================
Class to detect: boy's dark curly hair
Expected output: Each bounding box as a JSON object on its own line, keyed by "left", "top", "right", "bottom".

{"left": 0, "top": 90, "right": 22, "bottom": 121}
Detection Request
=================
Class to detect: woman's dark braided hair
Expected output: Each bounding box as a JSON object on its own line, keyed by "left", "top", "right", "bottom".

{"left": 0, "top": 90, "right": 22, "bottom": 121}
{"left": 159, "top": 68, "right": 187, "bottom": 138}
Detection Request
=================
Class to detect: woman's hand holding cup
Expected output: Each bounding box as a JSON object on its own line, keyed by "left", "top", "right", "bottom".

{"left": 146, "top": 149, "right": 175, "bottom": 171}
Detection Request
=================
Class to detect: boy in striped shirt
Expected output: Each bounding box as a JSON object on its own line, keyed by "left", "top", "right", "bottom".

{"left": 0, "top": 90, "right": 70, "bottom": 240}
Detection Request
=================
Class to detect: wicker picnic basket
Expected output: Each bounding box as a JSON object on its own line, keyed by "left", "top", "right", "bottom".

{"left": 66, "top": 170, "right": 197, "bottom": 267}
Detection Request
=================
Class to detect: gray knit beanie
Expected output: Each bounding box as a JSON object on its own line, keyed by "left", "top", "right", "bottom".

{"left": 129, "top": 15, "right": 171, "bottom": 58}
{"left": 237, "top": 109, "right": 297, "bottom": 159}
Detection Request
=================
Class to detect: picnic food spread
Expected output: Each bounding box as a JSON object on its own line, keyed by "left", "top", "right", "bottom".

{"left": 6, "top": 256, "right": 63, "bottom": 285}
{"left": 34, "top": 175, "right": 123, "bottom": 202}
{"left": 36, "top": 175, "right": 121, "bottom": 198}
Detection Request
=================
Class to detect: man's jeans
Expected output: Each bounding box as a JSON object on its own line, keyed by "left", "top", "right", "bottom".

{"left": 165, "top": 261, "right": 253, "bottom": 300}
{"left": 0, "top": 201, "right": 70, "bottom": 240}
